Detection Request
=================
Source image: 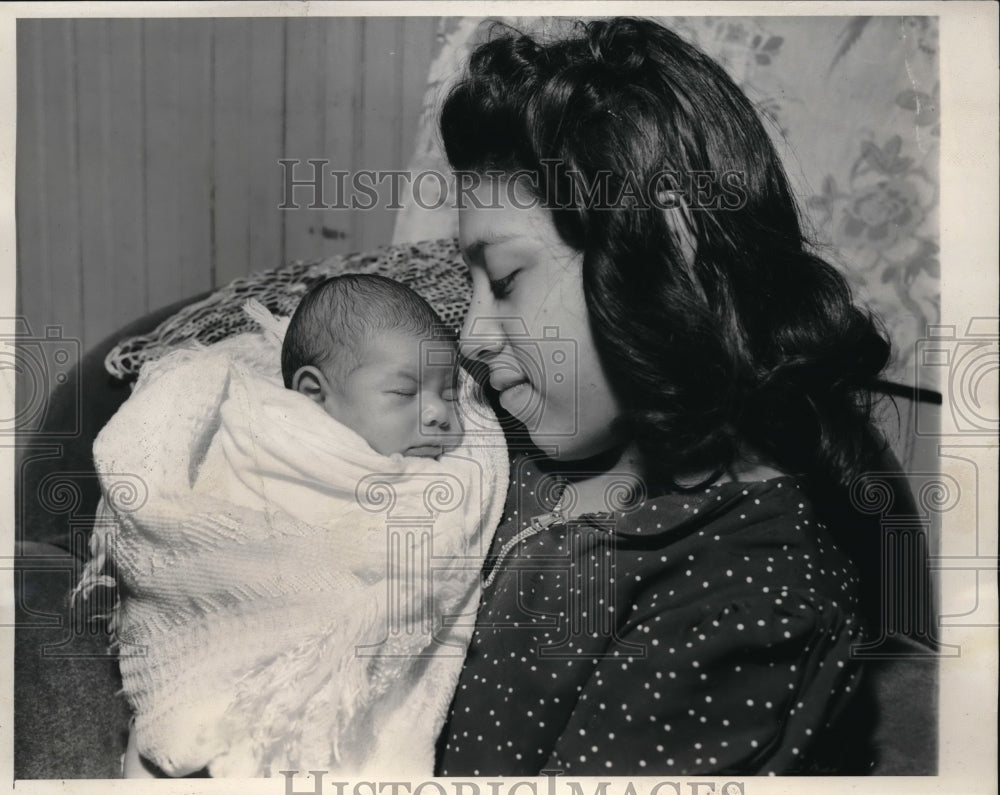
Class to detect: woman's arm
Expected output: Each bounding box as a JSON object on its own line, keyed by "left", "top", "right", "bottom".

{"left": 544, "top": 591, "right": 866, "bottom": 776}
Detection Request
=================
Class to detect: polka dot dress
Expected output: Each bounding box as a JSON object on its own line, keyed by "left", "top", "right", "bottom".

{"left": 435, "top": 451, "right": 867, "bottom": 776}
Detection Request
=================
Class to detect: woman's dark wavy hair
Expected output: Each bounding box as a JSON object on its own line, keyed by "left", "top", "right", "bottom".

{"left": 441, "top": 17, "right": 891, "bottom": 492}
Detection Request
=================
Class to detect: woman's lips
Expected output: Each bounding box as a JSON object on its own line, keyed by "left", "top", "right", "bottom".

{"left": 496, "top": 380, "right": 532, "bottom": 414}
{"left": 490, "top": 374, "right": 528, "bottom": 393}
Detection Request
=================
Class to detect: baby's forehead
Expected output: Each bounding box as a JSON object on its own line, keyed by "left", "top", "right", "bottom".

{"left": 359, "top": 329, "right": 457, "bottom": 377}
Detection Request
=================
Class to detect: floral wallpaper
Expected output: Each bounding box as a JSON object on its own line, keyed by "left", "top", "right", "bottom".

{"left": 393, "top": 16, "right": 940, "bottom": 390}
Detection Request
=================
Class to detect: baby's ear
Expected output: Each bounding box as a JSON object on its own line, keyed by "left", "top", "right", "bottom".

{"left": 291, "top": 366, "right": 328, "bottom": 404}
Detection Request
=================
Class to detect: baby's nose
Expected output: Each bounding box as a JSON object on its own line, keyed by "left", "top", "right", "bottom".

{"left": 422, "top": 397, "right": 452, "bottom": 430}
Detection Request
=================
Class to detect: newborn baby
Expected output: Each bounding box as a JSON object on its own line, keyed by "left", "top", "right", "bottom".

{"left": 81, "top": 274, "right": 508, "bottom": 779}
{"left": 192, "top": 274, "right": 469, "bottom": 531}
{"left": 282, "top": 273, "right": 462, "bottom": 459}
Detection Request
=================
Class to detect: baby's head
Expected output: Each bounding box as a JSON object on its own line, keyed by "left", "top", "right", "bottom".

{"left": 281, "top": 274, "right": 461, "bottom": 458}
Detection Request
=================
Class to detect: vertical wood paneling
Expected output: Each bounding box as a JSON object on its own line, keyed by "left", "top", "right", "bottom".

{"left": 401, "top": 18, "right": 438, "bottom": 162}
{"left": 355, "top": 18, "right": 404, "bottom": 252}
{"left": 75, "top": 20, "right": 116, "bottom": 350}
{"left": 319, "top": 17, "right": 363, "bottom": 257}
{"left": 211, "top": 19, "right": 252, "bottom": 283}
{"left": 397, "top": 17, "right": 439, "bottom": 247}
{"left": 21, "top": 21, "right": 84, "bottom": 346}
{"left": 105, "top": 21, "right": 147, "bottom": 336}
{"left": 142, "top": 19, "right": 213, "bottom": 311}
{"left": 17, "top": 17, "right": 441, "bottom": 363}
{"left": 212, "top": 19, "right": 286, "bottom": 283}
{"left": 14, "top": 21, "right": 49, "bottom": 423}
{"left": 44, "top": 21, "right": 83, "bottom": 344}
{"left": 140, "top": 20, "right": 177, "bottom": 309}
{"left": 245, "top": 21, "right": 286, "bottom": 274}
{"left": 174, "top": 21, "right": 214, "bottom": 301}
{"left": 282, "top": 18, "right": 330, "bottom": 264}
{"left": 15, "top": 21, "right": 49, "bottom": 335}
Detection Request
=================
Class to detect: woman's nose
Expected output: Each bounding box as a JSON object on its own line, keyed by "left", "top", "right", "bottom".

{"left": 459, "top": 301, "right": 505, "bottom": 363}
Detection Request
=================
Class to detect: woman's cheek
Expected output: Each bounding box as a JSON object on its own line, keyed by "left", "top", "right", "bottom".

{"left": 540, "top": 371, "right": 577, "bottom": 438}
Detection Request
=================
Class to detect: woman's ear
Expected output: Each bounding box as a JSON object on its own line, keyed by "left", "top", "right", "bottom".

{"left": 291, "top": 365, "right": 329, "bottom": 405}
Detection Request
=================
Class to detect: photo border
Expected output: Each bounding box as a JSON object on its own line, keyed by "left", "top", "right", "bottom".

{"left": 1, "top": 2, "right": 996, "bottom": 794}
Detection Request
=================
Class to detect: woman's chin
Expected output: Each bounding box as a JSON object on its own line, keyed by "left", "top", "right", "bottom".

{"left": 498, "top": 383, "right": 624, "bottom": 463}
{"left": 526, "top": 430, "right": 624, "bottom": 465}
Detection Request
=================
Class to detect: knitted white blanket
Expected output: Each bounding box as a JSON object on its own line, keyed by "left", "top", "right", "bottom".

{"left": 80, "top": 321, "right": 507, "bottom": 778}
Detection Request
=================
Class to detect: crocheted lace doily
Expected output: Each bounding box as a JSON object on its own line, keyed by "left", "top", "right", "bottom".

{"left": 105, "top": 238, "right": 470, "bottom": 380}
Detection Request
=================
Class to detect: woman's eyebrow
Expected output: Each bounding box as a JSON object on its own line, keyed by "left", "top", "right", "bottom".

{"left": 461, "top": 233, "right": 520, "bottom": 262}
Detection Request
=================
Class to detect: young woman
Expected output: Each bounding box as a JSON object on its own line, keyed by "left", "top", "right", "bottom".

{"left": 435, "top": 17, "right": 891, "bottom": 776}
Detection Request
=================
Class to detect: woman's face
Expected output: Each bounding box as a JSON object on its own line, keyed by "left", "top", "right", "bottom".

{"left": 458, "top": 178, "right": 624, "bottom": 460}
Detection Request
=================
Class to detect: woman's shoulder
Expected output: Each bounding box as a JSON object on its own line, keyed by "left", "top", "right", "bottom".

{"left": 503, "top": 450, "right": 861, "bottom": 616}
{"left": 604, "top": 476, "right": 862, "bottom": 616}
{"left": 614, "top": 475, "right": 831, "bottom": 546}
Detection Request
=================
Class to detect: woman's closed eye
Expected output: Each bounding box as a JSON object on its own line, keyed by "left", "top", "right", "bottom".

{"left": 488, "top": 268, "right": 521, "bottom": 299}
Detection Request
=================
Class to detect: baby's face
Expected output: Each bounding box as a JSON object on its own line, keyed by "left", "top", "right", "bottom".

{"left": 320, "top": 330, "right": 462, "bottom": 458}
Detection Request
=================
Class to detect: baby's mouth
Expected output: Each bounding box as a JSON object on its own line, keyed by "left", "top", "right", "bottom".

{"left": 406, "top": 444, "right": 445, "bottom": 458}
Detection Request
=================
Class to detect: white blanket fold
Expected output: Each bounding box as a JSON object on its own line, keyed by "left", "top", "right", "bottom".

{"left": 80, "top": 324, "right": 507, "bottom": 778}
